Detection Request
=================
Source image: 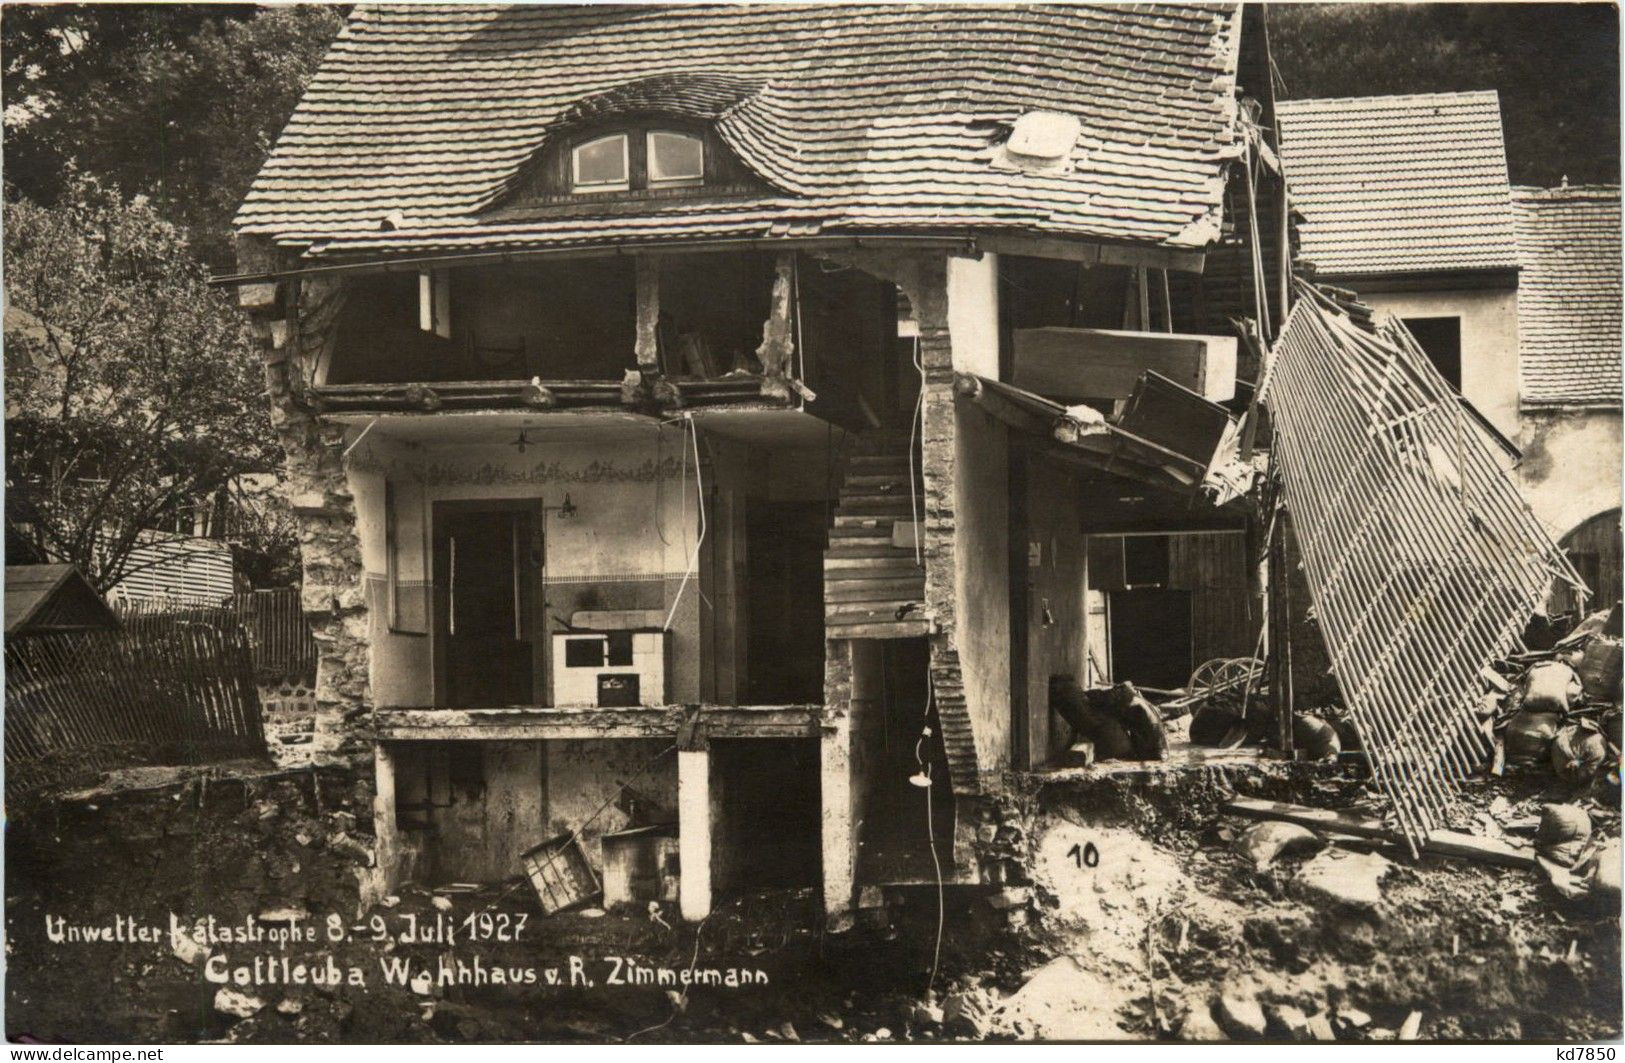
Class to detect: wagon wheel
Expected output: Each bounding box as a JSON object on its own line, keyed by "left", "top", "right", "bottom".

{"left": 1187, "top": 656, "right": 1264, "bottom": 705}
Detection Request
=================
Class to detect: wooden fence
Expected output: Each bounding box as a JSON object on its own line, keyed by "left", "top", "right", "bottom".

{"left": 6, "top": 610, "right": 267, "bottom": 796}
{"left": 115, "top": 587, "right": 318, "bottom": 686}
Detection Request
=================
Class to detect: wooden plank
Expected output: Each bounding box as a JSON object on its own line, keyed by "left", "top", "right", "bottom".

{"left": 1224, "top": 798, "right": 1536, "bottom": 869}
{"left": 825, "top": 619, "right": 932, "bottom": 640}
{"left": 1012, "top": 327, "right": 1237, "bottom": 402}
{"left": 824, "top": 577, "right": 926, "bottom": 603}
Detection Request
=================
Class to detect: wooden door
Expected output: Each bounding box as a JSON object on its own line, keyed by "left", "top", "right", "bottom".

{"left": 434, "top": 503, "right": 540, "bottom": 708}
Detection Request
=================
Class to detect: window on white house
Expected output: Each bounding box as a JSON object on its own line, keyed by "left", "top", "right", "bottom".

{"left": 647, "top": 131, "right": 704, "bottom": 187}
{"left": 572, "top": 133, "right": 630, "bottom": 191}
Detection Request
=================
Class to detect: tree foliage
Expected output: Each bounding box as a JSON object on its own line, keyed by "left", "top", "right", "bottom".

{"left": 3, "top": 177, "right": 278, "bottom": 591}
{"left": 1271, "top": 3, "right": 1620, "bottom": 187}
{"left": 3, "top": 4, "right": 344, "bottom": 265}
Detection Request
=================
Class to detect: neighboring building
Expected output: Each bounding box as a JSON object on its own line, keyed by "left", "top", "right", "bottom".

{"left": 231, "top": 4, "right": 1286, "bottom": 921}
{"left": 4, "top": 565, "right": 118, "bottom": 639}
{"left": 106, "top": 532, "right": 240, "bottom": 607}
{"left": 1280, "top": 92, "right": 1622, "bottom": 610}
{"left": 1509, "top": 184, "right": 1623, "bottom": 610}
{"left": 1277, "top": 91, "right": 1523, "bottom": 439}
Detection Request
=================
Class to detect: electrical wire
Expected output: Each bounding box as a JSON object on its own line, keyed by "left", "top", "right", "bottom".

{"left": 912, "top": 683, "right": 945, "bottom": 994}
{"left": 907, "top": 335, "right": 925, "bottom": 566}
{"left": 663, "top": 413, "right": 706, "bottom": 631}
{"left": 624, "top": 909, "right": 711, "bottom": 1042}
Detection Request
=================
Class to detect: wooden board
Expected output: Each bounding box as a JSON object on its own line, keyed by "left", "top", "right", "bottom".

{"left": 1225, "top": 798, "right": 1535, "bottom": 869}
{"left": 1012, "top": 327, "right": 1237, "bottom": 402}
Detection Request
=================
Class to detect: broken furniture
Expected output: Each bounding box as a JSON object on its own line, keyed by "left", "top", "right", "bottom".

{"left": 521, "top": 832, "right": 601, "bottom": 915}
{"left": 601, "top": 824, "right": 680, "bottom": 908}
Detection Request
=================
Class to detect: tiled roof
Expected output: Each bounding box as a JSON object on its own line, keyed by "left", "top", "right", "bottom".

{"left": 1512, "top": 185, "right": 1622, "bottom": 408}
{"left": 236, "top": 4, "right": 1248, "bottom": 260}
{"left": 1277, "top": 91, "right": 1519, "bottom": 277}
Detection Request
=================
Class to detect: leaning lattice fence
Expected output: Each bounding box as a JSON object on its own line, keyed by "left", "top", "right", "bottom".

{"left": 115, "top": 587, "right": 317, "bottom": 685}
{"left": 5, "top": 612, "right": 267, "bottom": 798}
{"left": 1260, "top": 285, "right": 1584, "bottom": 851}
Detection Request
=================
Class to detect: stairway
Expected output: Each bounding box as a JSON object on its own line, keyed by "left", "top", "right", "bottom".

{"left": 824, "top": 431, "right": 930, "bottom": 639}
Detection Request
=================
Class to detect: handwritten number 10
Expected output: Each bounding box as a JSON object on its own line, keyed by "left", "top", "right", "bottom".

{"left": 1066, "top": 842, "right": 1100, "bottom": 869}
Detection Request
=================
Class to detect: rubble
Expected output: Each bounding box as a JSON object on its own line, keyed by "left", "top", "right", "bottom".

{"left": 1295, "top": 850, "right": 1393, "bottom": 911}
{"left": 1234, "top": 821, "right": 1323, "bottom": 870}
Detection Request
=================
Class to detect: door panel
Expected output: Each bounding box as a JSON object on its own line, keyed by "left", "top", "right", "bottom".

{"left": 435, "top": 506, "right": 538, "bottom": 708}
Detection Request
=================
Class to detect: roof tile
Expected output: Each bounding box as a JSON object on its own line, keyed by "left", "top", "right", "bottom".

{"left": 1277, "top": 91, "right": 1519, "bottom": 277}
{"left": 237, "top": 3, "right": 1246, "bottom": 258}
{"left": 1512, "top": 184, "right": 1622, "bottom": 408}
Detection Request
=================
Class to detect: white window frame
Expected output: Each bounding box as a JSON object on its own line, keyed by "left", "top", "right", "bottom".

{"left": 571, "top": 133, "right": 630, "bottom": 192}
{"left": 646, "top": 130, "right": 705, "bottom": 188}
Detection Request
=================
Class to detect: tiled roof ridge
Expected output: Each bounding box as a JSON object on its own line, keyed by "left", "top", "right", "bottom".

{"left": 1513, "top": 184, "right": 1622, "bottom": 200}
{"left": 1277, "top": 88, "right": 1501, "bottom": 110}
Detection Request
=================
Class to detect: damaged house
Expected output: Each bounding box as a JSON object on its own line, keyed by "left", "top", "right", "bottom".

{"left": 224, "top": 2, "right": 1382, "bottom": 922}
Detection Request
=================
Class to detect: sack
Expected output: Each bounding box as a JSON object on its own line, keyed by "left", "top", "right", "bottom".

{"left": 1522, "top": 661, "right": 1581, "bottom": 715}
{"left": 1292, "top": 715, "right": 1341, "bottom": 760}
{"left": 1577, "top": 638, "right": 1622, "bottom": 702}
{"left": 1505, "top": 708, "right": 1562, "bottom": 762}
{"left": 1552, "top": 719, "right": 1609, "bottom": 785}
{"left": 1536, "top": 803, "right": 1592, "bottom": 867}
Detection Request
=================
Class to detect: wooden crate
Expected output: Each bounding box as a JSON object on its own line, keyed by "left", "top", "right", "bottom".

{"left": 520, "top": 833, "right": 601, "bottom": 915}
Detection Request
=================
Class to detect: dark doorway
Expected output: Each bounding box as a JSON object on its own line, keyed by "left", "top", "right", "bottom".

{"left": 1109, "top": 588, "right": 1193, "bottom": 690}
{"left": 710, "top": 738, "right": 822, "bottom": 897}
{"left": 745, "top": 500, "right": 827, "bottom": 703}
{"left": 1402, "top": 317, "right": 1463, "bottom": 391}
{"left": 433, "top": 502, "right": 542, "bottom": 708}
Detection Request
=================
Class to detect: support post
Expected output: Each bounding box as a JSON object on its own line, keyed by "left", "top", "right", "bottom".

{"left": 373, "top": 742, "right": 401, "bottom": 890}
{"left": 820, "top": 700, "right": 855, "bottom": 924}
{"left": 635, "top": 255, "right": 660, "bottom": 372}
{"left": 677, "top": 747, "right": 712, "bottom": 921}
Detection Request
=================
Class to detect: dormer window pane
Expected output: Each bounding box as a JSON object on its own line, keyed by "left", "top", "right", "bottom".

{"left": 647, "top": 131, "right": 704, "bottom": 187}
{"left": 572, "top": 134, "right": 629, "bottom": 191}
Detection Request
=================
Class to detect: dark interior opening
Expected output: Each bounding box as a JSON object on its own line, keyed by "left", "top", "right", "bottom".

{"left": 434, "top": 503, "right": 540, "bottom": 708}
{"left": 329, "top": 259, "right": 637, "bottom": 384}
{"left": 745, "top": 499, "right": 827, "bottom": 704}
{"left": 1002, "top": 254, "right": 1133, "bottom": 332}
{"left": 1402, "top": 316, "right": 1463, "bottom": 391}
{"left": 657, "top": 254, "right": 774, "bottom": 378}
{"left": 854, "top": 637, "right": 954, "bottom": 885}
{"left": 710, "top": 737, "right": 822, "bottom": 897}
{"left": 1109, "top": 587, "right": 1193, "bottom": 690}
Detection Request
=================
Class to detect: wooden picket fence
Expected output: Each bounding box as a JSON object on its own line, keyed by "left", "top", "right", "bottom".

{"left": 115, "top": 587, "right": 317, "bottom": 685}
{"left": 5, "top": 611, "right": 267, "bottom": 797}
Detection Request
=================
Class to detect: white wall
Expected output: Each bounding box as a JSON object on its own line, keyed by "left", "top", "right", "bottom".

{"left": 1361, "top": 287, "right": 1521, "bottom": 440}
{"left": 1517, "top": 408, "right": 1624, "bottom": 540}
{"left": 344, "top": 423, "right": 704, "bottom": 708}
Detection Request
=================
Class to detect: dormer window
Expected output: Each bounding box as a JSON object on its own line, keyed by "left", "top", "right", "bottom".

{"left": 647, "top": 131, "right": 704, "bottom": 188}
{"left": 571, "top": 133, "right": 630, "bottom": 192}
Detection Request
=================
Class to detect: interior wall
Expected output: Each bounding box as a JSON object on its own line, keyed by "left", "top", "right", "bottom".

{"left": 393, "top": 740, "right": 547, "bottom": 885}
{"left": 544, "top": 738, "right": 678, "bottom": 868}
{"left": 1023, "top": 458, "right": 1088, "bottom": 766}
{"left": 347, "top": 426, "right": 702, "bottom": 708}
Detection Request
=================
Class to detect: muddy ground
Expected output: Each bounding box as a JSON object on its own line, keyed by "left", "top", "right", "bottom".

{"left": 5, "top": 759, "right": 1619, "bottom": 1043}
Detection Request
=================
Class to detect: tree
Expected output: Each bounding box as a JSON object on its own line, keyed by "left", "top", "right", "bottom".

{"left": 3, "top": 176, "right": 279, "bottom": 592}
{"left": 3, "top": 4, "right": 344, "bottom": 265}
{"left": 1270, "top": 4, "right": 1620, "bottom": 187}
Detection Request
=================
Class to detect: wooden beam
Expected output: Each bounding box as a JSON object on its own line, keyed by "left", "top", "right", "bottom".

{"left": 1225, "top": 798, "right": 1535, "bottom": 869}
{"left": 635, "top": 255, "right": 661, "bottom": 371}
{"left": 976, "top": 233, "right": 1206, "bottom": 275}
{"left": 366, "top": 704, "right": 824, "bottom": 742}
